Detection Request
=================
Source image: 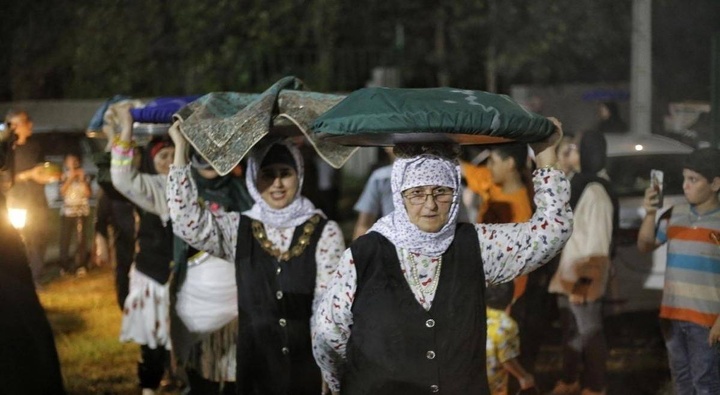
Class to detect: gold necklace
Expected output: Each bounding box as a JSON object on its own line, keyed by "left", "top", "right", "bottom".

{"left": 407, "top": 252, "right": 443, "bottom": 298}
{"left": 251, "top": 215, "right": 321, "bottom": 261}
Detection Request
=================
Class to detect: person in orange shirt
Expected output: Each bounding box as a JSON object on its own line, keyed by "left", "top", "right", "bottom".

{"left": 461, "top": 143, "right": 553, "bottom": 388}
{"left": 462, "top": 143, "right": 534, "bottom": 297}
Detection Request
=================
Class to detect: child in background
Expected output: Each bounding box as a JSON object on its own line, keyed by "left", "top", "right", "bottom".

{"left": 59, "top": 152, "right": 91, "bottom": 275}
{"left": 486, "top": 281, "right": 537, "bottom": 395}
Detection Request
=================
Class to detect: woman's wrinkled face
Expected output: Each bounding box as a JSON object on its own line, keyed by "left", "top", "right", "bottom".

{"left": 257, "top": 164, "right": 299, "bottom": 209}
{"left": 153, "top": 146, "right": 175, "bottom": 175}
{"left": 402, "top": 185, "right": 453, "bottom": 233}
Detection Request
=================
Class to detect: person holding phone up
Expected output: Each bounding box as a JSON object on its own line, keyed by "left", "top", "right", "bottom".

{"left": 637, "top": 148, "right": 720, "bottom": 395}
{"left": 547, "top": 131, "right": 618, "bottom": 395}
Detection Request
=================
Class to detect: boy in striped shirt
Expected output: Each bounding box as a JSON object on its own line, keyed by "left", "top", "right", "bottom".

{"left": 638, "top": 147, "right": 720, "bottom": 395}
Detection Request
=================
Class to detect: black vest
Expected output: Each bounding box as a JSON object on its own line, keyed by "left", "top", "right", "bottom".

{"left": 235, "top": 215, "right": 326, "bottom": 395}
{"left": 134, "top": 209, "right": 173, "bottom": 284}
{"left": 344, "top": 223, "right": 490, "bottom": 395}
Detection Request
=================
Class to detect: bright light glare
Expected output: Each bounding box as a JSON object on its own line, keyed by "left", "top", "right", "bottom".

{"left": 634, "top": 144, "right": 644, "bottom": 151}
{"left": 8, "top": 208, "right": 27, "bottom": 229}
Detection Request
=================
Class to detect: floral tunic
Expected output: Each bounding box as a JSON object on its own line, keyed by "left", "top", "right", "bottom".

{"left": 312, "top": 167, "right": 572, "bottom": 392}
{"left": 166, "top": 164, "right": 346, "bottom": 315}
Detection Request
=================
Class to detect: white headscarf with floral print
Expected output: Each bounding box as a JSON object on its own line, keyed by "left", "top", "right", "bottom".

{"left": 243, "top": 139, "right": 324, "bottom": 228}
{"left": 369, "top": 154, "right": 460, "bottom": 256}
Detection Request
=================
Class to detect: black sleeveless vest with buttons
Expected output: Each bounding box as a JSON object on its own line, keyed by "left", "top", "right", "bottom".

{"left": 344, "top": 223, "right": 489, "bottom": 395}
{"left": 234, "top": 214, "right": 327, "bottom": 395}
{"left": 134, "top": 209, "right": 173, "bottom": 284}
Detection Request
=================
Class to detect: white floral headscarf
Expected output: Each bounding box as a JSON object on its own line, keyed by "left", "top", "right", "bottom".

{"left": 243, "top": 139, "right": 324, "bottom": 228}
{"left": 369, "top": 154, "right": 461, "bottom": 256}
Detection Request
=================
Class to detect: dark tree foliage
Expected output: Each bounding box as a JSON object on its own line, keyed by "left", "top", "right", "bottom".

{"left": 0, "top": 0, "right": 716, "bottom": 100}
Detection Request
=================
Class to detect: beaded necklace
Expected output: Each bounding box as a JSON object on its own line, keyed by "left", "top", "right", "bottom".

{"left": 407, "top": 252, "right": 443, "bottom": 299}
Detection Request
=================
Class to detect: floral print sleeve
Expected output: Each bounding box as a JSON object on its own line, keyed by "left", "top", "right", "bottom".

{"left": 110, "top": 141, "right": 169, "bottom": 219}
{"left": 478, "top": 167, "right": 573, "bottom": 286}
{"left": 312, "top": 248, "right": 356, "bottom": 393}
{"left": 313, "top": 221, "right": 346, "bottom": 314}
{"left": 166, "top": 164, "right": 240, "bottom": 261}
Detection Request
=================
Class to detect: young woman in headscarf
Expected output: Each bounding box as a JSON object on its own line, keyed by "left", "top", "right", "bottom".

{"left": 166, "top": 123, "right": 346, "bottom": 395}
{"left": 170, "top": 151, "right": 253, "bottom": 395}
{"left": 312, "top": 118, "right": 573, "bottom": 395}
{"left": 111, "top": 108, "right": 175, "bottom": 395}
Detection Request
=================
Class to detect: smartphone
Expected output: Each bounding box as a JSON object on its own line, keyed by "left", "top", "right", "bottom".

{"left": 650, "top": 169, "right": 664, "bottom": 208}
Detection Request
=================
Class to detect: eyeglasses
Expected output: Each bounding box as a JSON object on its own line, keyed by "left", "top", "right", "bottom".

{"left": 402, "top": 187, "right": 455, "bottom": 205}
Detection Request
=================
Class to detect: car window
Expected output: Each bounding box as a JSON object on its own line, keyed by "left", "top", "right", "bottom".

{"left": 606, "top": 154, "right": 685, "bottom": 197}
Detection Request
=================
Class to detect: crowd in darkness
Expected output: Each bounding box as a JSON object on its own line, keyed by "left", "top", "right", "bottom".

{"left": 0, "top": 102, "right": 719, "bottom": 395}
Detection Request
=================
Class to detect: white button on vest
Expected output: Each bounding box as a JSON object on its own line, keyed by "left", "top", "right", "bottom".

{"left": 426, "top": 350, "right": 436, "bottom": 359}
{"left": 430, "top": 384, "right": 439, "bottom": 392}
{"left": 279, "top": 318, "right": 287, "bottom": 327}
{"left": 426, "top": 319, "right": 435, "bottom": 328}
{"left": 276, "top": 267, "right": 282, "bottom": 275}
{"left": 276, "top": 291, "right": 284, "bottom": 300}
{"left": 281, "top": 347, "right": 290, "bottom": 355}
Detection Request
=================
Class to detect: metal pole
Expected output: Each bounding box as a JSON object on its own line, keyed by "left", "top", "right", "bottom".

{"left": 712, "top": 33, "right": 720, "bottom": 148}
{"left": 630, "top": 0, "right": 653, "bottom": 135}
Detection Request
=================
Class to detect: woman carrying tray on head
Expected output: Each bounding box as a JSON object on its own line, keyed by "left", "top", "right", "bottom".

{"left": 311, "top": 117, "right": 572, "bottom": 395}
{"left": 166, "top": 123, "right": 346, "bottom": 395}
{"left": 110, "top": 107, "right": 175, "bottom": 395}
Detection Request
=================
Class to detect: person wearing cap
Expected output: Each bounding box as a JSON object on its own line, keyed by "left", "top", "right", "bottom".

{"left": 312, "top": 118, "right": 572, "bottom": 395}
{"left": 638, "top": 147, "right": 720, "bottom": 395}
{"left": 111, "top": 108, "right": 176, "bottom": 395}
{"left": 166, "top": 123, "right": 346, "bottom": 395}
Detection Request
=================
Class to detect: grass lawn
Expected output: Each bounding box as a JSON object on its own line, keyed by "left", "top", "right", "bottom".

{"left": 38, "top": 265, "right": 177, "bottom": 395}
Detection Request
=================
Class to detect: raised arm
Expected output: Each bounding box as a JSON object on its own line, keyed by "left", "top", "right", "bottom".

{"left": 312, "top": 248, "right": 357, "bottom": 394}
{"left": 110, "top": 107, "right": 168, "bottom": 217}
{"left": 166, "top": 122, "right": 240, "bottom": 261}
{"left": 637, "top": 186, "right": 662, "bottom": 253}
{"left": 479, "top": 118, "right": 573, "bottom": 285}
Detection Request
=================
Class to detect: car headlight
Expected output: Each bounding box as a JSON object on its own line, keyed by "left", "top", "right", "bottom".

{"left": 8, "top": 208, "right": 27, "bottom": 229}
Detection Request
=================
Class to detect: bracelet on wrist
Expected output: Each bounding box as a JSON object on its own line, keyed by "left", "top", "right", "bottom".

{"left": 112, "top": 135, "right": 135, "bottom": 150}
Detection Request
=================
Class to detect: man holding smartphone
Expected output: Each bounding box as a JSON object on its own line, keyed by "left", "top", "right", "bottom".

{"left": 638, "top": 147, "right": 720, "bottom": 395}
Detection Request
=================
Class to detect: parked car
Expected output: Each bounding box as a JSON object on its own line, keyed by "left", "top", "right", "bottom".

{"left": 603, "top": 132, "right": 694, "bottom": 315}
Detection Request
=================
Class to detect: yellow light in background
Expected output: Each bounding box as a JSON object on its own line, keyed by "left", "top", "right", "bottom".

{"left": 8, "top": 208, "right": 27, "bottom": 229}
{"left": 635, "top": 144, "right": 644, "bottom": 151}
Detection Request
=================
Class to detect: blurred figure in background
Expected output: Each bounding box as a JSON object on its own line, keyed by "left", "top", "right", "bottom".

{"left": 0, "top": 125, "right": 66, "bottom": 394}
{"left": 486, "top": 281, "right": 536, "bottom": 395}
{"left": 462, "top": 143, "right": 553, "bottom": 382}
{"left": 112, "top": 108, "right": 175, "bottom": 395}
{"left": 352, "top": 147, "right": 396, "bottom": 240}
{"left": 637, "top": 148, "right": 720, "bottom": 395}
{"left": 548, "top": 131, "right": 617, "bottom": 395}
{"left": 555, "top": 134, "right": 579, "bottom": 179}
{"left": 58, "top": 152, "right": 92, "bottom": 276}
{"left": 5, "top": 109, "right": 54, "bottom": 284}
{"left": 594, "top": 102, "right": 627, "bottom": 134}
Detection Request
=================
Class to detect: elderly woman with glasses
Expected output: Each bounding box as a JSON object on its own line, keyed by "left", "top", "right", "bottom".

{"left": 312, "top": 118, "right": 573, "bottom": 395}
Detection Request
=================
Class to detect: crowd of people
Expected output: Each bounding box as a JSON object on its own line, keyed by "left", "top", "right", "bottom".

{"left": 0, "top": 95, "right": 719, "bottom": 395}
